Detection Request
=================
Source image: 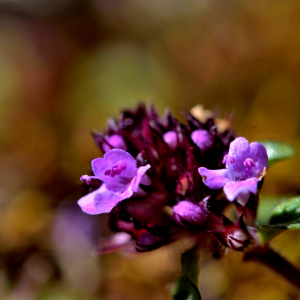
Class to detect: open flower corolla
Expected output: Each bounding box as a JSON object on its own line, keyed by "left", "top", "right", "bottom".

{"left": 199, "top": 137, "right": 268, "bottom": 205}
{"left": 78, "top": 149, "right": 151, "bottom": 214}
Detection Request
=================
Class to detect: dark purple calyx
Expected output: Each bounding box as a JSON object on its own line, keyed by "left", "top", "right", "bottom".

{"left": 213, "top": 215, "right": 251, "bottom": 251}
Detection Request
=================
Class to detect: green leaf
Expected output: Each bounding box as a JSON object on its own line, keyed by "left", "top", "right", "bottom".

{"left": 258, "top": 196, "right": 300, "bottom": 238}
{"left": 256, "top": 196, "right": 282, "bottom": 226}
{"left": 259, "top": 140, "right": 295, "bottom": 166}
{"left": 256, "top": 196, "right": 294, "bottom": 243}
{"left": 171, "top": 248, "right": 202, "bottom": 300}
{"left": 257, "top": 227, "right": 284, "bottom": 244}
{"left": 269, "top": 196, "right": 300, "bottom": 226}
{"left": 261, "top": 223, "right": 300, "bottom": 230}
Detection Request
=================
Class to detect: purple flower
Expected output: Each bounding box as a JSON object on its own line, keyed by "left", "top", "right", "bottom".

{"left": 78, "top": 149, "right": 151, "bottom": 215}
{"left": 199, "top": 137, "right": 268, "bottom": 205}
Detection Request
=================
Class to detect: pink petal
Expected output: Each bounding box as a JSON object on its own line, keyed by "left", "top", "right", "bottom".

{"left": 77, "top": 188, "right": 101, "bottom": 215}
{"left": 94, "top": 184, "right": 132, "bottom": 214}
{"left": 198, "top": 167, "right": 228, "bottom": 189}
{"left": 223, "top": 178, "right": 258, "bottom": 202}
{"left": 131, "top": 164, "right": 151, "bottom": 193}
{"left": 97, "top": 232, "right": 132, "bottom": 254}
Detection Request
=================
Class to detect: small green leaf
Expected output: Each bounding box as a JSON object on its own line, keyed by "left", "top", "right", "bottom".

{"left": 261, "top": 223, "right": 300, "bottom": 230}
{"left": 256, "top": 196, "right": 282, "bottom": 226}
{"left": 259, "top": 140, "right": 295, "bottom": 166}
{"left": 257, "top": 196, "right": 298, "bottom": 243}
{"left": 269, "top": 196, "right": 300, "bottom": 226}
{"left": 257, "top": 227, "right": 284, "bottom": 244}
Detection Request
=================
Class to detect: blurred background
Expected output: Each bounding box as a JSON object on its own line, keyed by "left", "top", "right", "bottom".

{"left": 1, "top": 0, "right": 300, "bottom": 299}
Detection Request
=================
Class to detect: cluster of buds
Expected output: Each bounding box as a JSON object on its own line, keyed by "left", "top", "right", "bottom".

{"left": 78, "top": 104, "right": 268, "bottom": 254}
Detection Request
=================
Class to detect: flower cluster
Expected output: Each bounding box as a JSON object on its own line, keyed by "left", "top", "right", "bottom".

{"left": 78, "top": 104, "right": 268, "bottom": 253}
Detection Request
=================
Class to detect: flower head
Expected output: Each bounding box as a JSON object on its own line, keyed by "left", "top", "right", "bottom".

{"left": 79, "top": 104, "right": 266, "bottom": 253}
{"left": 199, "top": 137, "right": 268, "bottom": 205}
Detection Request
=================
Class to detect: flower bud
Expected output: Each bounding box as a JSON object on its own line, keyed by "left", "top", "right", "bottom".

{"left": 213, "top": 215, "right": 251, "bottom": 251}
{"left": 173, "top": 200, "right": 208, "bottom": 228}
{"left": 163, "top": 131, "right": 178, "bottom": 150}
{"left": 103, "top": 134, "right": 127, "bottom": 152}
{"left": 226, "top": 228, "right": 249, "bottom": 251}
{"left": 191, "top": 130, "right": 212, "bottom": 152}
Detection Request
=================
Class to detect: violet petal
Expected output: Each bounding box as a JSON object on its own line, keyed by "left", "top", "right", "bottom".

{"left": 198, "top": 167, "right": 228, "bottom": 189}
{"left": 94, "top": 184, "right": 133, "bottom": 214}
{"left": 92, "top": 149, "right": 137, "bottom": 179}
{"left": 249, "top": 142, "right": 268, "bottom": 175}
{"left": 226, "top": 137, "right": 250, "bottom": 180}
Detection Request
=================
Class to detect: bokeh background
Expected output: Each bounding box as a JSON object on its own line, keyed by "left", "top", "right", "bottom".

{"left": 1, "top": 0, "right": 300, "bottom": 299}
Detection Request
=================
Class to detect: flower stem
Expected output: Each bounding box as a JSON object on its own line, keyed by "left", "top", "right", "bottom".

{"left": 171, "top": 246, "right": 202, "bottom": 300}
{"left": 180, "top": 246, "right": 200, "bottom": 284}
{"left": 245, "top": 245, "right": 300, "bottom": 290}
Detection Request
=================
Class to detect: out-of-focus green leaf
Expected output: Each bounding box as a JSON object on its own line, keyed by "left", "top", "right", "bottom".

{"left": 257, "top": 227, "right": 284, "bottom": 244}
{"left": 171, "top": 248, "right": 202, "bottom": 300}
{"left": 269, "top": 196, "right": 300, "bottom": 226}
{"left": 261, "top": 223, "right": 300, "bottom": 230}
{"left": 256, "top": 196, "right": 282, "bottom": 226}
{"left": 258, "top": 196, "right": 300, "bottom": 235}
{"left": 257, "top": 196, "right": 294, "bottom": 243}
{"left": 259, "top": 140, "right": 295, "bottom": 166}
